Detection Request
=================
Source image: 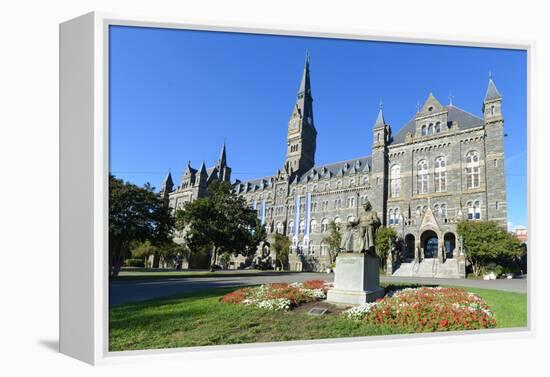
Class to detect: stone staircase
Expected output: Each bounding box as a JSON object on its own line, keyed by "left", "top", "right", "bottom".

{"left": 392, "top": 259, "right": 462, "bottom": 278}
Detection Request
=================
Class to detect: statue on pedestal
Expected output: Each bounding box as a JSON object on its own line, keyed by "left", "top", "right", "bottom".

{"left": 340, "top": 200, "right": 381, "bottom": 254}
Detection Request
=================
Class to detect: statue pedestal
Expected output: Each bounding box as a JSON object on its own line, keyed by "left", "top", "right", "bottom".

{"left": 326, "top": 253, "right": 385, "bottom": 305}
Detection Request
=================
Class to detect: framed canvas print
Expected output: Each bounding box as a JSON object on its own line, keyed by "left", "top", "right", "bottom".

{"left": 60, "top": 12, "right": 532, "bottom": 365}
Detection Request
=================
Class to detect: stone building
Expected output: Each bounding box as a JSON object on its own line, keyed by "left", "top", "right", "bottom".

{"left": 162, "top": 53, "right": 507, "bottom": 278}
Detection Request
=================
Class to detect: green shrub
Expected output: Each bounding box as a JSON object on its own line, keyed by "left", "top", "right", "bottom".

{"left": 124, "top": 258, "right": 145, "bottom": 267}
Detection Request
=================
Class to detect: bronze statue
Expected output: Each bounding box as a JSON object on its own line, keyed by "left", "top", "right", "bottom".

{"left": 340, "top": 200, "right": 380, "bottom": 254}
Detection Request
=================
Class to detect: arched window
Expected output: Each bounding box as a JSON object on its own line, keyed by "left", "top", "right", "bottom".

{"left": 435, "top": 121, "right": 441, "bottom": 133}
{"left": 417, "top": 160, "right": 429, "bottom": 194}
{"left": 491, "top": 105, "right": 495, "bottom": 116}
{"left": 390, "top": 165, "right": 401, "bottom": 198}
{"left": 325, "top": 183, "right": 330, "bottom": 191}
{"left": 299, "top": 220, "right": 305, "bottom": 234}
{"left": 434, "top": 204, "right": 440, "bottom": 216}
{"left": 334, "top": 217, "right": 342, "bottom": 231}
{"left": 348, "top": 197, "right": 355, "bottom": 208}
{"left": 337, "top": 180, "right": 342, "bottom": 189}
{"left": 428, "top": 123, "right": 434, "bottom": 135}
{"left": 416, "top": 206, "right": 422, "bottom": 216}
{"left": 434, "top": 156, "right": 447, "bottom": 192}
{"left": 467, "top": 201, "right": 481, "bottom": 220}
{"left": 441, "top": 203, "right": 447, "bottom": 217}
{"left": 422, "top": 125, "right": 427, "bottom": 136}
{"left": 474, "top": 200, "right": 481, "bottom": 220}
{"left": 394, "top": 208, "right": 400, "bottom": 224}
{"left": 321, "top": 218, "right": 329, "bottom": 233}
{"left": 310, "top": 219, "right": 318, "bottom": 233}
{"left": 288, "top": 221, "right": 294, "bottom": 235}
{"left": 363, "top": 175, "right": 369, "bottom": 185}
{"left": 466, "top": 151, "right": 480, "bottom": 189}
{"left": 388, "top": 209, "right": 394, "bottom": 225}
{"left": 276, "top": 222, "right": 284, "bottom": 234}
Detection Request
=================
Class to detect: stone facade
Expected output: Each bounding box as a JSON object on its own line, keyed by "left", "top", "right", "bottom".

{"left": 162, "top": 55, "right": 507, "bottom": 278}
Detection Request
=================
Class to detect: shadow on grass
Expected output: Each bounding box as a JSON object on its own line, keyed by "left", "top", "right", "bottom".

{"left": 381, "top": 283, "right": 438, "bottom": 293}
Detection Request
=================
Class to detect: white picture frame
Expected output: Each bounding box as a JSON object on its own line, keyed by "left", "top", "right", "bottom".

{"left": 59, "top": 11, "right": 534, "bottom": 365}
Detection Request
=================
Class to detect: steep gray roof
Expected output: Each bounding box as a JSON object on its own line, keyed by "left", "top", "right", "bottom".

{"left": 299, "top": 156, "right": 372, "bottom": 183}
{"left": 391, "top": 105, "right": 484, "bottom": 145}
{"left": 233, "top": 175, "right": 275, "bottom": 193}
{"left": 374, "top": 108, "right": 385, "bottom": 128}
{"left": 484, "top": 78, "right": 502, "bottom": 101}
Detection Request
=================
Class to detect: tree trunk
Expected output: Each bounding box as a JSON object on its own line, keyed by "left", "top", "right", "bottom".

{"left": 209, "top": 247, "right": 217, "bottom": 272}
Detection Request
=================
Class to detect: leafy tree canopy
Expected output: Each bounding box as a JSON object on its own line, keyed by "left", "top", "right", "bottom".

{"left": 109, "top": 175, "right": 175, "bottom": 277}
{"left": 323, "top": 221, "right": 342, "bottom": 266}
{"left": 272, "top": 233, "right": 291, "bottom": 270}
{"left": 457, "top": 220, "right": 523, "bottom": 276}
{"left": 374, "top": 226, "right": 398, "bottom": 263}
{"left": 175, "top": 181, "right": 266, "bottom": 270}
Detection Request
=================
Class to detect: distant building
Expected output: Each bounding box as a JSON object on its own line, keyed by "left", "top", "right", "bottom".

{"left": 161, "top": 53, "right": 508, "bottom": 278}
{"left": 514, "top": 227, "right": 528, "bottom": 243}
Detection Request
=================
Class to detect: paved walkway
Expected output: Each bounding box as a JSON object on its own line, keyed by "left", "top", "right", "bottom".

{"left": 109, "top": 273, "right": 527, "bottom": 306}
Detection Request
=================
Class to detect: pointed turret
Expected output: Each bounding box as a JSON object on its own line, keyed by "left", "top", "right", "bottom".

{"left": 374, "top": 106, "right": 386, "bottom": 128}
{"left": 161, "top": 171, "right": 174, "bottom": 191}
{"left": 198, "top": 161, "right": 207, "bottom": 177}
{"left": 372, "top": 102, "right": 390, "bottom": 148}
{"left": 484, "top": 76, "right": 502, "bottom": 102}
{"left": 160, "top": 171, "right": 173, "bottom": 206}
{"left": 483, "top": 74, "right": 503, "bottom": 120}
{"left": 217, "top": 141, "right": 227, "bottom": 169}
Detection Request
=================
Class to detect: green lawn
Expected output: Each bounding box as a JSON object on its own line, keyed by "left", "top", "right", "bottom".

{"left": 113, "top": 267, "right": 299, "bottom": 281}
{"left": 109, "top": 284, "right": 527, "bottom": 352}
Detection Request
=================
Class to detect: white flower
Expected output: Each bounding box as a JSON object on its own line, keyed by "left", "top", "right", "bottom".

{"left": 299, "top": 288, "right": 327, "bottom": 299}
{"left": 342, "top": 302, "right": 378, "bottom": 320}
{"left": 255, "top": 298, "right": 291, "bottom": 311}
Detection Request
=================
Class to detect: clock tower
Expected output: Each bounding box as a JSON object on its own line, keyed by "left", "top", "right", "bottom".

{"left": 284, "top": 52, "right": 317, "bottom": 179}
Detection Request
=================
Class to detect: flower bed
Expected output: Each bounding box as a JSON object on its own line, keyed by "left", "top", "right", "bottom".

{"left": 342, "top": 287, "right": 496, "bottom": 332}
{"left": 220, "top": 280, "right": 331, "bottom": 311}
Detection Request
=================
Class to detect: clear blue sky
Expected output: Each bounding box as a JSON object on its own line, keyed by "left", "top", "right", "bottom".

{"left": 109, "top": 25, "right": 527, "bottom": 230}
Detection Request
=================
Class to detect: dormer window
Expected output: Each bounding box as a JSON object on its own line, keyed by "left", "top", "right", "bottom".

{"left": 491, "top": 105, "right": 495, "bottom": 116}
{"left": 428, "top": 106, "right": 433, "bottom": 112}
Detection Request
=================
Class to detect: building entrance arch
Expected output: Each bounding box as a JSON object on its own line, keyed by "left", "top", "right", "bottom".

{"left": 421, "top": 230, "right": 438, "bottom": 259}
{"left": 404, "top": 234, "right": 415, "bottom": 261}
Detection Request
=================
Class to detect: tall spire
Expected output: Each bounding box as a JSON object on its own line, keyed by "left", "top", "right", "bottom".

{"left": 162, "top": 171, "right": 173, "bottom": 186}
{"left": 484, "top": 75, "right": 502, "bottom": 102}
{"left": 298, "top": 50, "right": 311, "bottom": 97}
{"left": 161, "top": 171, "right": 173, "bottom": 193}
{"left": 217, "top": 141, "right": 227, "bottom": 169}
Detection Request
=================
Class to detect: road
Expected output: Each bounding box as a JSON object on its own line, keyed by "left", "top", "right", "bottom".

{"left": 110, "top": 272, "right": 527, "bottom": 306}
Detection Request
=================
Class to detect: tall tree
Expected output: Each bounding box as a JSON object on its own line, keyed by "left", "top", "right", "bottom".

{"left": 457, "top": 220, "right": 523, "bottom": 276}
{"left": 272, "top": 233, "right": 291, "bottom": 270}
{"left": 175, "top": 181, "right": 266, "bottom": 271}
{"left": 374, "top": 226, "right": 398, "bottom": 263}
{"left": 323, "top": 221, "right": 342, "bottom": 265}
{"left": 109, "top": 175, "right": 174, "bottom": 277}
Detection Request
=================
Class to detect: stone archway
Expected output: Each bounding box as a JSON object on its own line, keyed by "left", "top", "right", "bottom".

{"left": 421, "top": 230, "right": 438, "bottom": 259}
{"left": 404, "top": 234, "right": 415, "bottom": 261}
{"left": 444, "top": 233, "right": 456, "bottom": 259}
